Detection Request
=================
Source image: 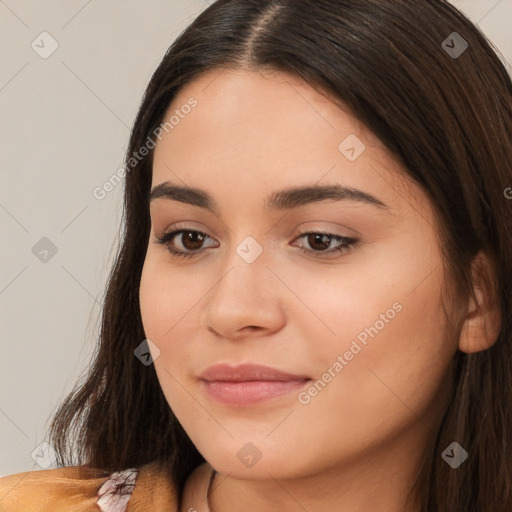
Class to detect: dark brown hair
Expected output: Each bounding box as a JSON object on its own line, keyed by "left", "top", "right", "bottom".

{"left": 47, "top": 0, "right": 512, "bottom": 509}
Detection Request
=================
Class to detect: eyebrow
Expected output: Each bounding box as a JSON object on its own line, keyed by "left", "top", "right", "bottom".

{"left": 149, "top": 182, "right": 389, "bottom": 214}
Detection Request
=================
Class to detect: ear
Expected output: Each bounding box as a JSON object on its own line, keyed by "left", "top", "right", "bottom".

{"left": 458, "top": 251, "right": 502, "bottom": 354}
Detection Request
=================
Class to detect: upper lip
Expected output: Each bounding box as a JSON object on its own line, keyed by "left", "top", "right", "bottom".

{"left": 199, "top": 363, "right": 310, "bottom": 382}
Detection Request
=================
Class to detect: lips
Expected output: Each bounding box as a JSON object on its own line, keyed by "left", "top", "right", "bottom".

{"left": 198, "top": 363, "right": 311, "bottom": 407}
{"left": 199, "top": 363, "right": 310, "bottom": 382}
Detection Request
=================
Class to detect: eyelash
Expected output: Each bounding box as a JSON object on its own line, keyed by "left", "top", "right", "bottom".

{"left": 154, "top": 228, "right": 360, "bottom": 259}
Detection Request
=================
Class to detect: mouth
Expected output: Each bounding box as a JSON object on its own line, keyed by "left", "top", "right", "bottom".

{"left": 198, "top": 363, "right": 312, "bottom": 407}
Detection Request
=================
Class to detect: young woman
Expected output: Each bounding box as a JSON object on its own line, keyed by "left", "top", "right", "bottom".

{"left": 1, "top": 0, "right": 511, "bottom": 510}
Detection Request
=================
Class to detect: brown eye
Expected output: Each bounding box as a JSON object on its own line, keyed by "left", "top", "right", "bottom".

{"left": 306, "top": 233, "right": 332, "bottom": 251}
{"left": 155, "top": 229, "right": 218, "bottom": 259}
{"left": 292, "top": 231, "right": 360, "bottom": 257}
{"left": 179, "top": 231, "right": 206, "bottom": 251}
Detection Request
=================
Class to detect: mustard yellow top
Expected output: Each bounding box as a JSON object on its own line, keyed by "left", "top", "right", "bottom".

{"left": 0, "top": 461, "right": 215, "bottom": 511}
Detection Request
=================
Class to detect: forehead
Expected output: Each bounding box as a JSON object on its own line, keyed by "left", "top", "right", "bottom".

{"left": 155, "top": 67, "right": 382, "bottom": 162}
{"left": 151, "top": 68, "right": 426, "bottom": 218}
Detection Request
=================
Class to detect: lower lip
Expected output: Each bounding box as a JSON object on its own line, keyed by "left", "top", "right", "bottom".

{"left": 201, "top": 379, "right": 311, "bottom": 406}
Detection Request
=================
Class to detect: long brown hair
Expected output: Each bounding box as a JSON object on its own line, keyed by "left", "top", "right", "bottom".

{"left": 47, "top": 0, "right": 512, "bottom": 509}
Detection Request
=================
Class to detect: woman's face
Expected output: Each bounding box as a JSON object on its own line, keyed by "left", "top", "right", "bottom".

{"left": 139, "top": 68, "right": 457, "bottom": 481}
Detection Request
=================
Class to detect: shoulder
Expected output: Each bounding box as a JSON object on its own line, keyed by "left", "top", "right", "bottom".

{"left": 0, "top": 465, "right": 112, "bottom": 511}
{"left": 0, "top": 461, "right": 179, "bottom": 511}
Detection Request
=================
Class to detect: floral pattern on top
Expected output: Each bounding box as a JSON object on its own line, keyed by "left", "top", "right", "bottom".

{"left": 96, "top": 468, "right": 138, "bottom": 512}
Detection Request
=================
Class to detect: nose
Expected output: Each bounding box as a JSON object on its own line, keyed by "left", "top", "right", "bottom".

{"left": 200, "top": 255, "right": 286, "bottom": 341}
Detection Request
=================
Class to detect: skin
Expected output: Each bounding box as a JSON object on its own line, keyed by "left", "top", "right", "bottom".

{"left": 139, "top": 68, "right": 500, "bottom": 512}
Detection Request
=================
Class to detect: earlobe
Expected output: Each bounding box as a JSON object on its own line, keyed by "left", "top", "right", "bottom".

{"left": 458, "top": 251, "right": 502, "bottom": 354}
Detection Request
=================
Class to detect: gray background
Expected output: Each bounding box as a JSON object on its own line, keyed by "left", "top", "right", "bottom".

{"left": 1, "top": 0, "right": 511, "bottom": 476}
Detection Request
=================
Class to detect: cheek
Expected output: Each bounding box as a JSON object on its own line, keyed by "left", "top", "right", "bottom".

{"left": 361, "top": 283, "right": 456, "bottom": 417}
{"left": 139, "top": 255, "right": 212, "bottom": 396}
{"left": 289, "top": 245, "right": 455, "bottom": 427}
{"left": 300, "top": 266, "right": 454, "bottom": 436}
{"left": 139, "top": 254, "right": 203, "bottom": 342}
{"left": 139, "top": 259, "right": 203, "bottom": 421}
